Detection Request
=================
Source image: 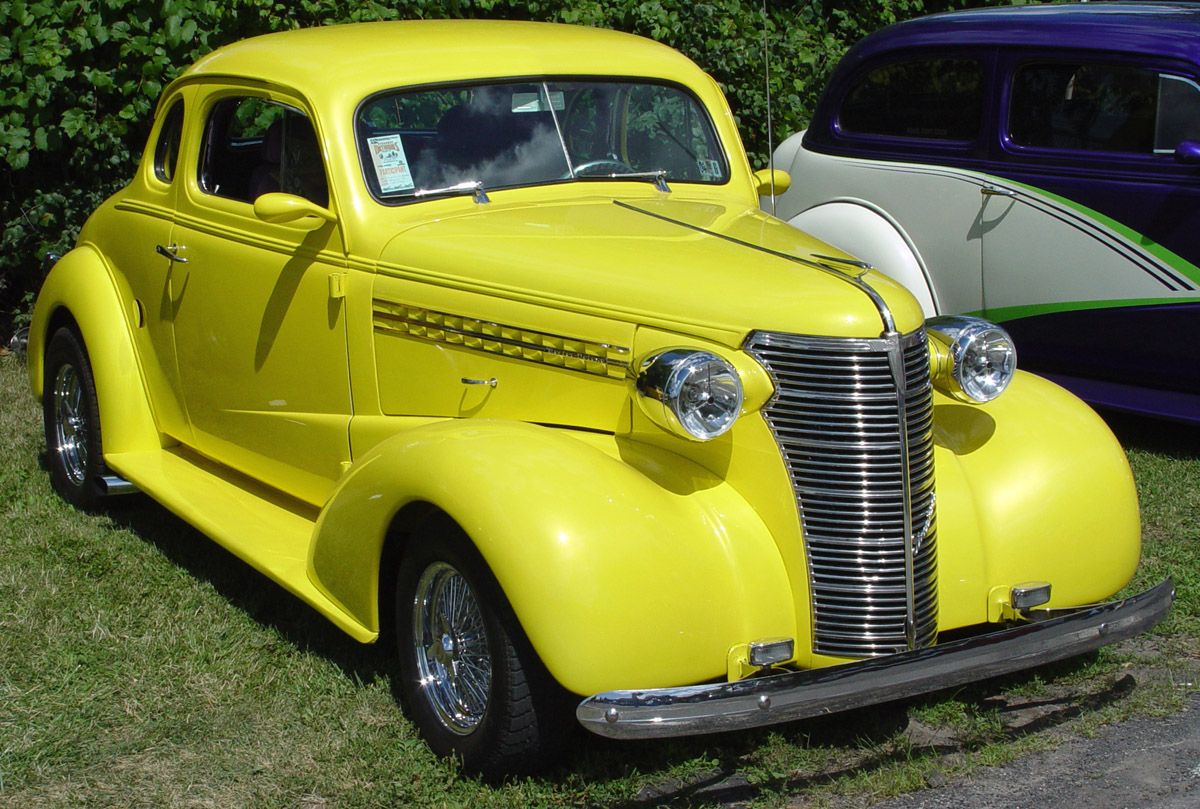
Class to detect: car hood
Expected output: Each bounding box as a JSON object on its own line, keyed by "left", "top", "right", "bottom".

{"left": 376, "top": 196, "right": 926, "bottom": 345}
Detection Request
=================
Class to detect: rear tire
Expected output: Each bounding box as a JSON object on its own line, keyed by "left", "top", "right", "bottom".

{"left": 395, "top": 516, "right": 571, "bottom": 779}
{"left": 43, "top": 327, "right": 107, "bottom": 511}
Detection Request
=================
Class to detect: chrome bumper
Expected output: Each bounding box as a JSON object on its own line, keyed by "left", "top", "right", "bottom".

{"left": 576, "top": 578, "right": 1174, "bottom": 740}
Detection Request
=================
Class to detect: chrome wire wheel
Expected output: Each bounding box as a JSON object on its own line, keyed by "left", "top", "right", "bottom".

{"left": 412, "top": 561, "right": 492, "bottom": 735}
{"left": 52, "top": 363, "right": 89, "bottom": 487}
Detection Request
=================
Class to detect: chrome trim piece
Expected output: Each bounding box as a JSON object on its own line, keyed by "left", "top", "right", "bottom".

{"left": 811, "top": 253, "right": 873, "bottom": 270}
{"left": 613, "top": 201, "right": 898, "bottom": 334}
{"left": 41, "top": 251, "right": 62, "bottom": 277}
{"left": 746, "top": 329, "right": 937, "bottom": 657}
{"left": 1013, "top": 582, "right": 1052, "bottom": 610}
{"left": 372, "top": 300, "right": 631, "bottom": 380}
{"left": 577, "top": 578, "right": 1174, "bottom": 740}
{"left": 99, "top": 475, "right": 139, "bottom": 496}
{"left": 155, "top": 244, "right": 188, "bottom": 263}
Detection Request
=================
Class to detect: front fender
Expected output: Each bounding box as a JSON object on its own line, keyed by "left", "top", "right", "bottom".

{"left": 933, "top": 371, "right": 1141, "bottom": 628}
{"left": 309, "top": 419, "right": 795, "bottom": 695}
{"left": 27, "top": 246, "right": 159, "bottom": 455}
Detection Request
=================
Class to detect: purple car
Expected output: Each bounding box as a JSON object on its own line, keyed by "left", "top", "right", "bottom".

{"left": 770, "top": 2, "right": 1200, "bottom": 422}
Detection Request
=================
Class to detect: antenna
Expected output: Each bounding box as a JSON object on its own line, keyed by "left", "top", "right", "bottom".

{"left": 761, "top": 0, "right": 776, "bottom": 215}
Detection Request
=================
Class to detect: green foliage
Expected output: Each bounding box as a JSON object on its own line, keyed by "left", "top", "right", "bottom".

{"left": 0, "top": 0, "right": 979, "bottom": 337}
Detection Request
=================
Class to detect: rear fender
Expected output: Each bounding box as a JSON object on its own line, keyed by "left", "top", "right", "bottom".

{"left": 27, "top": 246, "right": 160, "bottom": 454}
{"left": 787, "top": 201, "right": 939, "bottom": 317}
{"left": 309, "top": 419, "right": 795, "bottom": 696}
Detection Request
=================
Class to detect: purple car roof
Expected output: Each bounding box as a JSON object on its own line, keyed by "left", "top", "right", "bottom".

{"left": 807, "top": 2, "right": 1200, "bottom": 149}
{"left": 843, "top": 2, "right": 1200, "bottom": 66}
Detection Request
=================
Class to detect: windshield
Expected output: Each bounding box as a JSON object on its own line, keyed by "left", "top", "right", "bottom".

{"left": 356, "top": 79, "right": 728, "bottom": 200}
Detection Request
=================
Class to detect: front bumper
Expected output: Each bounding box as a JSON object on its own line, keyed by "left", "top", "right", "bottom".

{"left": 577, "top": 578, "right": 1173, "bottom": 739}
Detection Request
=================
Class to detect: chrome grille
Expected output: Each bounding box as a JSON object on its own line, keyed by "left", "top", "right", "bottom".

{"left": 746, "top": 329, "right": 937, "bottom": 658}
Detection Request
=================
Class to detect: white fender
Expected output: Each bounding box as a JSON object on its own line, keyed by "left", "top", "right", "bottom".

{"left": 787, "top": 200, "right": 939, "bottom": 317}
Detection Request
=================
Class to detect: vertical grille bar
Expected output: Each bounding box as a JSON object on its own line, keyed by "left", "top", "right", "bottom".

{"left": 746, "top": 329, "right": 937, "bottom": 658}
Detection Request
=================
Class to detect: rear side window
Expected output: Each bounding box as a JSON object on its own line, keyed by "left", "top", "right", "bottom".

{"left": 153, "top": 100, "right": 184, "bottom": 183}
{"left": 839, "top": 58, "right": 984, "bottom": 141}
{"left": 1009, "top": 63, "right": 1200, "bottom": 154}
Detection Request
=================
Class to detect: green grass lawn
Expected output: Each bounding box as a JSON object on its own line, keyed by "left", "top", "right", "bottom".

{"left": 2, "top": 351, "right": 1197, "bottom": 809}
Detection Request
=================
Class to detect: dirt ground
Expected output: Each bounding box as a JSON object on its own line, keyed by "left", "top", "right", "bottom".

{"left": 847, "top": 693, "right": 1200, "bottom": 809}
{"left": 817, "top": 646, "right": 1200, "bottom": 809}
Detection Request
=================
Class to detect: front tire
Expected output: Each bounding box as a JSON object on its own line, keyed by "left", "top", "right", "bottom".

{"left": 43, "top": 327, "right": 107, "bottom": 511}
{"left": 395, "top": 517, "right": 570, "bottom": 778}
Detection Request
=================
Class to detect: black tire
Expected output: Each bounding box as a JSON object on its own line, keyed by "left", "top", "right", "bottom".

{"left": 395, "top": 516, "right": 572, "bottom": 779}
{"left": 43, "top": 327, "right": 107, "bottom": 511}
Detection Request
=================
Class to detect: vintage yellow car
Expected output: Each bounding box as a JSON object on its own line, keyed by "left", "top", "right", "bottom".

{"left": 27, "top": 20, "right": 1171, "bottom": 776}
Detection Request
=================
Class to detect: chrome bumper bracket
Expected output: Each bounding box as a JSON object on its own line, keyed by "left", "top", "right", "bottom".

{"left": 577, "top": 578, "right": 1174, "bottom": 740}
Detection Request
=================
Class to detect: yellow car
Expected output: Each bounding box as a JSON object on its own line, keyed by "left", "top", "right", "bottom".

{"left": 27, "top": 20, "right": 1171, "bottom": 777}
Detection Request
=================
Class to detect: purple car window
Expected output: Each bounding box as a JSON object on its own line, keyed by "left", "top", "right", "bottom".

{"left": 838, "top": 58, "right": 983, "bottom": 141}
{"left": 1155, "top": 74, "right": 1200, "bottom": 152}
{"left": 1009, "top": 63, "right": 1159, "bottom": 153}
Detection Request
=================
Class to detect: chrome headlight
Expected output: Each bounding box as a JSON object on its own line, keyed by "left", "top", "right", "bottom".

{"left": 635, "top": 349, "right": 744, "bottom": 440}
{"left": 926, "top": 316, "right": 1016, "bottom": 403}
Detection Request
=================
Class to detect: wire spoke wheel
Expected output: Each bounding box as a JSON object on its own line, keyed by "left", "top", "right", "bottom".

{"left": 412, "top": 561, "right": 492, "bottom": 735}
{"left": 52, "top": 363, "right": 89, "bottom": 486}
{"left": 42, "top": 327, "right": 107, "bottom": 511}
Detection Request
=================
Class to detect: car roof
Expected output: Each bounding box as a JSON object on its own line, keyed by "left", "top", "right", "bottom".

{"left": 845, "top": 2, "right": 1200, "bottom": 67}
{"left": 176, "top": 20, "right": 703, "bottom": 107}
{"left": 804, "top": 3, "right": 1200, "bottom": 156}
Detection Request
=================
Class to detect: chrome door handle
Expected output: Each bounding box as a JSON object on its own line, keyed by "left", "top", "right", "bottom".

{"left": 980, "top": 186, "right": 1017, "bottom": 198}
{"left": 156, "top": 244, "right": 188, "bottom": 263}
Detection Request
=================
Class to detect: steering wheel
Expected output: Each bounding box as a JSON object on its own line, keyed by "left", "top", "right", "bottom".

{"left": 572, "top": 158, "right": 636, "bottom": 176}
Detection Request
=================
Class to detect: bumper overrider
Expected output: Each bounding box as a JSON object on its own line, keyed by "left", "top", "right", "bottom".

{"left": 577, "top": 578, "right": 1174, "bottom": 739}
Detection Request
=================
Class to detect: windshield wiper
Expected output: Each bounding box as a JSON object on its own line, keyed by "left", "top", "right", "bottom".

{"left": 580, "top": 170, "right": 671, "bottom": 193}
{"left": 408, "top": 180, "right": 490, "bottom": 204}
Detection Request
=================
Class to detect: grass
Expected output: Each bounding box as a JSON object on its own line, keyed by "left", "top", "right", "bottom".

{"left": 1, "top": 350, "right": 1198, "bottom": 808}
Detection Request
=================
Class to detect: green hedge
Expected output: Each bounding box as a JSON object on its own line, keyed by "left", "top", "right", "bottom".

{"left": 0, "top": 0, "right": 984, "bottom": 339}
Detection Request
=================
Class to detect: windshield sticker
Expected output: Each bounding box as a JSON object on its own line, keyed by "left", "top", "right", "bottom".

{"left": 697, "top": 158, "right": 721, "bottom": 179}
{"left": 511, "top": 91, "right": 565, "bottom": 113}
{"left": 367, "top": 134, "right": 415, "bottom": 193}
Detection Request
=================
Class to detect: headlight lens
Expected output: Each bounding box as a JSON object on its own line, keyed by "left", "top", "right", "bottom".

{"left": 926, "top": 316, "right": 1016, "bottom": 403}
{"left": 636, "top": 350, "right": 744, "bottom": 440}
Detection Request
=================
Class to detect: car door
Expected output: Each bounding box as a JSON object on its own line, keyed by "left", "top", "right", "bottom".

{"left": 981, "top": 55, "right": 1200, "bottom": 394}
{"left": 169, "top": 89, "right": 351, "bottom": 505}
{"left": 102, "top": 90, "right": 193, "bottom": 444}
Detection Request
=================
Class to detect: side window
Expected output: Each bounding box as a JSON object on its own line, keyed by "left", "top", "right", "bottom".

{"left": 839, "top": 58, "right": 984, "bottom": 141}
{"left": 1009, "top": 63, "right": 1159, "bottom": 153}
{"left": 1155, "top": 74, "right": 1200, "bottom": 152}
{"left": 153, "top": 100, "right": 185, "bottom": 183}
{"left": 198, "top": 96, "right": 328, "bottom": 206}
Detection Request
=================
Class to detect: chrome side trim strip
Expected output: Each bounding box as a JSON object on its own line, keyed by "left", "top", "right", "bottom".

{"left": 372, "top": 299, "right": 631, "bottom": 380}
{"left": 577, "top": 578, "right": 1174, "bottom": 740}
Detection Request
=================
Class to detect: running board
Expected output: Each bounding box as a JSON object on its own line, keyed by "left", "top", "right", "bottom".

{"left": 104, "top": 447, "right": 374, "bottom": 643}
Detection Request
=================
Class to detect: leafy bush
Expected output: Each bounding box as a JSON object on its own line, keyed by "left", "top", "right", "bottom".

{"left": 0, "top": 0, "right": 980, "bottom": 340}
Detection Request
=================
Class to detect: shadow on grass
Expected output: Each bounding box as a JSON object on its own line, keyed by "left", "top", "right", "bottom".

{"left": 90, "top": 484, "right": 389, "bottom": 686}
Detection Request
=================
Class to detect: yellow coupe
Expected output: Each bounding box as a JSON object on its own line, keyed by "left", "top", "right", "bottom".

{"left": 27, "top": 20, "right": 1170, "bottom": 777}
